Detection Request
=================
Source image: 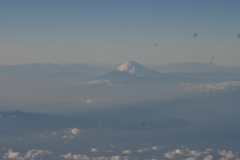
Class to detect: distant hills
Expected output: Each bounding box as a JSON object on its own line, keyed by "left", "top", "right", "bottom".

{"left": 155, "top": 62, "right": 240, "bottom": 73}
{"left": 0, "top": 61, "right": 239, "bottom": 83}
{"left": 0, "top": 63, "right": 111, "bottom": 78}
{"left": 98, "top": 60, "right": 199, "bottom": 84}
{"left": 97, "top": 61, "right": 240, "bottom": 83}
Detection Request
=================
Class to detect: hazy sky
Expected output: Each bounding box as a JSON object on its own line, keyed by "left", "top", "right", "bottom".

{"left": 1, "top": 0, "right": 240, "bottom": 66}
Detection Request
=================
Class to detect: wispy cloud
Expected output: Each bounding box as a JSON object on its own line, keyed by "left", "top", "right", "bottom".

{"left": 81, "top": 80, "right": 112, "bottom": 86}
{"left": 186, "top": 81, "right": 240, "bottom": 92}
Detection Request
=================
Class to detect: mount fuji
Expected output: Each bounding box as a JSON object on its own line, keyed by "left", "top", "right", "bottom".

{"left": 99, "top": 60, "right": 165, "bottom": 82}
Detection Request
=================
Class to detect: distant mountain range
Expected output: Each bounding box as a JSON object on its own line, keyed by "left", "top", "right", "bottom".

{"left": 97, "top": 60, "right": 197, "bottom": 84}
{"left": 155, "top": 62, "right": 240, "bottom": 73}
{"left": 0, "top": 61, "right": 239, "bottom": 83}
{"left": 0, "top": 63, "right": 111, "bottom": 77}
{"left": 96, "top": 61, "right": 240, "bottom": 84}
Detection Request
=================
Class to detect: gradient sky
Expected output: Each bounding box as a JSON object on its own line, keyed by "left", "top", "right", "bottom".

{"left": 1, "top": 0, "right": 240, "bottom": 66}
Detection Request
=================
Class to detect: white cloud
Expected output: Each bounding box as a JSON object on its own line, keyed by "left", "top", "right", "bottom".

{"left": 63, "top": 128, "right": 82, "bottom": 139}
{"left": 62, "top": 135, "right": 74, "bottom": 139}
{"left": 122, "top": 150, "right": 131, "bottom": 154}
{"left": 164, "top": 146, "right": 212, "bottom": 159}
{"left": 164, "top": 151, "right": 177, "bottom": 159}
{"left": 70, "top": 128, "right": 80, "bottom": 135}
{"left": 186, "top": 81, "right": 240, "bottom": 92}
{"left": 38, "top": 134, "right": 47, "bottom": 138}
{"left": 2, "top": 146, "right": 240, "bottom": 160}
{"left": 184, "top": 158, "right": 197, "bottom": 160}
{"left": 110, "top": 156, "right": 128, "bottom": 160}
{"left": 3, "top": 149, "right": 52, "bottom": 160}
{"left": 136, "top": 148, "right": 149, "bottom": 153}
{"left": 163, "top": 147, "right": 240, "bottom": 160}
{"left": 82, "top": 80, "right": 112, "bottom": 86}
{"left": 24, "top": 149, "right": 52, "bottom": 159}
{"left": 205, "top": 149, "right": 214, "bottom": 152}
{"left": 61, "top": 153, "right": 90, "bottom": 160}
{"left": 151, "top": 146, "right": 159, "bottom": 151}
{"left": 219, "top": 150, "right": 236, "bottom": 159}
{"left": 52, "top": 132, "right": 57, "bottom": 135}
{"left": 85, "top": 97, "right": 110, "bottom": 104}
{"left": 203, "top": 155, "right": 214, "bottom": 160}
{"left": 189, "top": 150, "right": 202, "bottom": 157}
{"left": 91, "top": 148, "right": 98, "bottom": 153}
{"left": 86, "top": 99, "right": 94, "bottom": 104}
{"left": 3, "top": 150, "right": 22, "bottom": 160}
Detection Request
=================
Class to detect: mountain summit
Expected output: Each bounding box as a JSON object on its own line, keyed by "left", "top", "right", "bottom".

{"left": 100, "top": 60, "right": 164, "bottom": 80}
{"left": 116, "top": 60, "right": 163, "bottom": 78}
{"left": 116, "top": 60, "right": 140, "bottom": 73}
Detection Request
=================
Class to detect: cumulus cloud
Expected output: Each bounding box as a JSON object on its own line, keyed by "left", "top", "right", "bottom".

{"left": 164, "top": 151, "right": 177, "bottom": 159}
{"left": 136, "top": 148, "right": 149, "bottom": 153}
{"left": 24, "top": 149, "right": 52, "bottom": 159}
{"left": 4, "top": 150, "right": 22, "bottom": 159}
{"left": 2, "top": 146, "right": 240, "bottom": 160}
{"left": 186, "top": 81, "right": 240, "bottom": 92}
{"left": 163, "top": 147, "right": 240, "bottom": 160}
{"left": 70, "top": 128, "right": 80, "bottom": 135}
{"left": 203, "top": 155, "right": 214, "bottom": 160}
{"left": 219, "top": 150, "right": 236, "bottom": 159}
{"left": 61, "top": 154, "right": 129, "bottom": 160}
{"left": 110, "top": 156, "right": 129, "bottom": 160}
{"left": 151, "top": 146, "right": 159, "bottom": 151}
{"left": 91, "top": 148, "right": 98, "bottom": 153}
{"left": 164, "top": 146, "right": 214, "bottom": 159}
{"left": 3, "top": 149, "right": 52, "bottom": 160}
{"left": 63, "top": 128, "right": 81, "bottom": 139}
{"left": 122, "top": 150, "right": 132, "bottom": 154}
{"left": 61, "top": 153, "right": 90, "bottom": 160}
{"left": 184, "top": 158, "right": 197, "bottom": 160}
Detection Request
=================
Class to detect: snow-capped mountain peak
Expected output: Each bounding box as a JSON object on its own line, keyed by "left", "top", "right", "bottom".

{"left": 98, "top": 60, "right": 166, "bottom": 82}
{"left": 116, "top": 60, "right": 138, "bottom": 74}
{"left": 114, "top": 60, "right": 163, "bottom": 78}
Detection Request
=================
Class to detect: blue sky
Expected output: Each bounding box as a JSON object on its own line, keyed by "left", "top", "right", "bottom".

{"left": 0, "top": 0, "right": 240, "bottom": 66}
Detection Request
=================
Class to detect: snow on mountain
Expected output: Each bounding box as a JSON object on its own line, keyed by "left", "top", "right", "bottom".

{"left": 116, "top": 60, "right": 163, "bottom": 78}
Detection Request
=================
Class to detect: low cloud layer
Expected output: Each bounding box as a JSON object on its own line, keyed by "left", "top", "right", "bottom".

{"left": 186, "top": 81, "right": 240, "bottom": 92}
{"left": 81, "top": 80, "right": 112, "bottom": 86}
{"left": 4, "top": 149, "right": 52, "bottom": 160}
{"left": 3, "top": 146, "right": 240, "bottom": 160}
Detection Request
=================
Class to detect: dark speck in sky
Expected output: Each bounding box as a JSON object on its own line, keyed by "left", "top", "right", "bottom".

{"left": 193, "top": 33, "right": 198, "bottom": 37}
